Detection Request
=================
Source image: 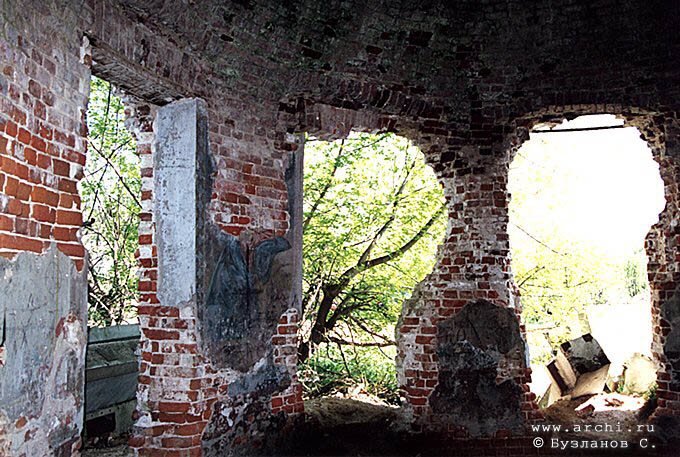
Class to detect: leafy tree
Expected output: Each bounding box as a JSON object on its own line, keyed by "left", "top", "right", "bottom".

{"left": 299, "top": 132, "right": 447, "bottom": 370}
{"left": 80, "top": 77, "right": 141, "bottom": 327}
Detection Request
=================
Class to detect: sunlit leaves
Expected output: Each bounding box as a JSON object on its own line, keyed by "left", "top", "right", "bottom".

{"left": 300, "top": 132, "right": 446, "bottom": 399}
{"left": 303, "top": 132, "right": 445, "bottom": 331}
{"left": 81, "top": 77, "right": 140, "bottom": 327}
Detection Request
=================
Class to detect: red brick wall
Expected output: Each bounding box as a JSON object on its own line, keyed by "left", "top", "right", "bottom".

{"left": 396, "top": 107, "right": 680, "bottom": 436}
{"left": 0, "top": 32, "right": 88, "bottom": 269}
{"left": 77, "top": 3, "right": 309, "bottom": 453}
{"left": 644, "top": 115, "right": 680, "bottom": 417}
{"left": 0, "top": 6, "right": 91, "bottom": 454}
{"left": 395, "top": 139, "right": 538, "bottom": 434}
{"left": 271, "top": 309, "right": 304, "bottom": 415}
{"left": 126, "top": 102, "right": 306, "bottom": 455}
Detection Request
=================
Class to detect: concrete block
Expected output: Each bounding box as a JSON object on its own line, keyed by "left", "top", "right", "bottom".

{"left": 623, "top": 353, "right": 657, "bottom": 395}
{"left": 154, "top": 98, "right": 204, "bottom": 307}
{"left": 570, "top": 364, "right": 610, "bottom": 398}
{"left": 560, "top": 333, "right": 611, "bottom": 376}
{"left": 546, "top": 350, "right": 578, "bottom": 394}
{"left": 538, "top": 379, "right": 563, "bottom": 409}
{"left": 545, "top": 333, "right": 611, "bottom": 399}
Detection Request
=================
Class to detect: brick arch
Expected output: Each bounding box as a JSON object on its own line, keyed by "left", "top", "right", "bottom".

{"left": 393, "top": 104, "right": 680, "bottom": 438}
{"left": 636, "top": 114, "right": 680, "bottom": 419}
{"left": 275, "top": 80, "right": 680, "bottom": 442}
{"left": 276, "top": 98, "right": 460, "bottom": 419}
{"left": 284, "top": 100, "right": 542, "bottom": 437}
{"left": 0, "top": 0, "right": 677, "bottom": 455}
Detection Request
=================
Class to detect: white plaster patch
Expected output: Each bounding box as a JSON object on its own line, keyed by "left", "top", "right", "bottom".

{"left": 154, "top": 99, "right": 202, "bottom": 308}
{"left": 0, "top": 194, "right": 8, "bottom": 213}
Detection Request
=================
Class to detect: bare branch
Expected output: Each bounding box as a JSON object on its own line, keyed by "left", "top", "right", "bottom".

{"left": 327, "top": 336, "right": 395, "bottom": 347}
{"left": 511, "top": 222, "right": 564, "bottom": 256}
{"left": 303, "top": 138, "right": 345, "bottom": 231}
{"left": 349, "top": 316, "right": 396, "bottom": 345}
{"left": 87, "top": 139, "right": 141, "bottom": 209}
{"left": 516, "top": 265, "right": 545, "bottom": 288}
{"left": 355, "top": 156, "right": 417, "bottom": 266}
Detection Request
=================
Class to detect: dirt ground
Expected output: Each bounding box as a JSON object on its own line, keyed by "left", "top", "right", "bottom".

{"left": 81, "top": 444, "right": 131, "bottom": 457}
{"left": 542, "top": 392, "right": 654, "bottom": 440}
{"left": 80, "top": 395, "right": 402, "bottom": 457}
{"left": 80, "top": 393, "right": 674, "bottom": 457}
{"left": 304, "top": 393, "right": 402, "bottom": 429}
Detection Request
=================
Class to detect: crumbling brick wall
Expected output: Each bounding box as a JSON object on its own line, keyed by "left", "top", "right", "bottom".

{"left": 0, "top": 3, "right": 90, "bottom": 454}
{"left": 641, "top": 114, "right": 680, "bottom": 417}
{"left": 0, "top": 1, "right": 307, "bottom": 454}
{"left": 0, "top": 10, "right": 88, "bottom": 263}
{"left": 85, "top": 4, "right": 307, "bottom": 456}
{"left": 395, "top": 133, "right": 535, "bottom": 436}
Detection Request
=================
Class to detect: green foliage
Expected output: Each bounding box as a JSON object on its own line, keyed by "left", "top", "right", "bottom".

{"left": 513, "top": 234, "right": 614, "bottom": 355}
{"left": 643, "top": 382, "right": 657, "bottom": 401}
{"left": 81, "top": 77, "right": 140, "bottom": 327}
{"left": 624, "top": 250, "right": 649, "bottom": 298}
{"left": 300, "top": 132, "right": 446, "bottom": 401}
{"left": 298, "top": 344, "right": 399, "bottom": 404}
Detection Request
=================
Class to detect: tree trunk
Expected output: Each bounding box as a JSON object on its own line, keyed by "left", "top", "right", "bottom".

{"left": 297, "top": 285, "right": 342, "bottom": 362}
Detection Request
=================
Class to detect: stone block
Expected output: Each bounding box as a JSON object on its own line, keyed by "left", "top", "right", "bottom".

{"left": 546, "top": 351, "right": 578, "bottom": 394}
{"left": 570, "top": 364, "right": 610, "bottom": 398}
{"left": 537, "top": 379, "right": 563, "bottom": 409}
{"left": 545, "top": 333, "right": 611, "bottom": 399}
{"left": 560, "top": 333, "right": 611, "bottom": 376}
{"left": 623, "top": 353, "right": 657, "bottom": 395}
{"left": 430, "top": 299, "right": 526, "bottom": 436}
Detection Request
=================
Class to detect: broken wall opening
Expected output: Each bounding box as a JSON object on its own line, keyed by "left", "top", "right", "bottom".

{"left": 81, "top": 71, "right": 159, "bottom": 446}
{"left": 508, "top": 114, "right": 665, "bottom": 417}
{"left": 298, "top": 130, "right": 446, "bottom": 412}
{"left": 81, "top": 75, "right": 141, "bottom": 328}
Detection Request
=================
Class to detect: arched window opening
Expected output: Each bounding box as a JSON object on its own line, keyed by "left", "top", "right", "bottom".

{"left": 509, "top": 115, "right": 665, "bottom": 421}
{"left": 298, "top": 132, "right": 446, "bottom": 411}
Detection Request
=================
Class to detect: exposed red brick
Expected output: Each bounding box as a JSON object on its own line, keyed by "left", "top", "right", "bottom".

{"left": 56, "top": 209, "right": 82, "bottom": 226}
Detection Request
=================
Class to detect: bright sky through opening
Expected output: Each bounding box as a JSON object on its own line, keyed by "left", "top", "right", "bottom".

{"left": 509, "top": 114, "right": 666, "bottom": 260}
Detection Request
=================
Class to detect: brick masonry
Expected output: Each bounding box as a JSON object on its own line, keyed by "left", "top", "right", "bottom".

{"left": 0, "top": 1, "right": 678, "bottom": 456}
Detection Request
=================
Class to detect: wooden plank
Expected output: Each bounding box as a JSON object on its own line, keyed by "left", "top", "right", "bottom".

{"left": 85, "top": 324, "right": 140, "bottom": 413}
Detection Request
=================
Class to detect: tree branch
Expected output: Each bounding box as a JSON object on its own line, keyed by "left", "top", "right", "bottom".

{"left": 338, "top": 202, "right": 446, "bottom": 284}
{"left": 327, "top": 336, "right": 395, "bottom": 347}
{"left": 517, "top": 265, "right": 545, "bottom": 288}
{"left": 303, "top": 138, "right": 346, "bottom": 231}
{"left": 87, "top": 139, "right": 140, "bottom": 209}
{"left": 355, "top": 156, "right": 417, "bottom": 266}
{"left": 349, "top": 316, "right": 396, "bottom": 345}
